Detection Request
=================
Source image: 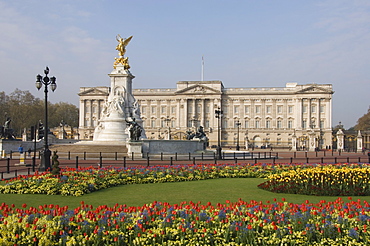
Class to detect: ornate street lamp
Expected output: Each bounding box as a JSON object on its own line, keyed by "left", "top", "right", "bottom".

{"left": 235, "top": 120, "right": 241, "bottom": 151}
{"left": 36, "top": 67, "right": 57, "bottom": 171}
{"left": 215, "top": 107, "right": 223, "bottom": 159}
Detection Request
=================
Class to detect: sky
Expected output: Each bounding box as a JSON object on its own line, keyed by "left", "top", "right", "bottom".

{"left": 0, "top": 0, "right": 369, "bottom": 129}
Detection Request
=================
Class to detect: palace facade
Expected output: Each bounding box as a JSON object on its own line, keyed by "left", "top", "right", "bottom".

{"left": 78, "top": 81, "right": 334, "bottom": 149}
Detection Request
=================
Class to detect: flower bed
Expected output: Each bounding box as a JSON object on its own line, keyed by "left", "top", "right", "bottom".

{"left": 0, "top": 198, "right": 369, "bottom": 245}
{"left": 1, "top": 163, "right": 370, "bottom": 196}
{"left": 258, "top": 165, "right": 370, "bottom": 196}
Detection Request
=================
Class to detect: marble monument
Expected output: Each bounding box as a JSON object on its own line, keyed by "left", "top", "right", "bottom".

{"left": 93, "top": 35, "right": 146, "bottom": 142}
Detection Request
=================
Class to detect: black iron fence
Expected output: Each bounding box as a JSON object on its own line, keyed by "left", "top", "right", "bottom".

{"left": 1, "top": 150, "right": 369, "bottom": 180}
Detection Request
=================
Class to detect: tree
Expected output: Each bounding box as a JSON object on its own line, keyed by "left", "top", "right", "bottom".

{"left": 354, "top": 106, "right": 370, "bottom": 131}
{"left": 49, "top": 102, "right": 79, "bottom": 128}
{"left": 0, "top": 89, "right": 79, "bottom": 137}
{"left": 6, "top": 89, "right": 43, "bottom": 136}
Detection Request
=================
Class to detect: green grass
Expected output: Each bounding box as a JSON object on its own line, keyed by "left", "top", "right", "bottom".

{"left": 1, "top": 178, "right": 369, "bottom": 208}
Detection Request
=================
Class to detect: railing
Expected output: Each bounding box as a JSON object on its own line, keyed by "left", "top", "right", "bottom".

{"left": 1, "top": 150, "right": 369, "bottom": 179}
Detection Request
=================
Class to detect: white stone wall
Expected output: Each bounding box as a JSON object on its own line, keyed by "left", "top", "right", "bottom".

{"left": 79, "top": 81, "right": 333, "bottom": 149}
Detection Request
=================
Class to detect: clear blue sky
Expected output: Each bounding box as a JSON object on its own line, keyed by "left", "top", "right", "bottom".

{"left": 0, "top": 0, "right": 369, "bottom": 128}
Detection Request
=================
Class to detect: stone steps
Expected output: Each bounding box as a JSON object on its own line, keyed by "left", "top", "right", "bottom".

{"left": 49, "top": 143, "right": 128, "bottom": 158}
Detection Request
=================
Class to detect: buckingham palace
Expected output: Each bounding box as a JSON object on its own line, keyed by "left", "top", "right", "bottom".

{"left": 78, "top": 80, "right": 333, "bottom": 150}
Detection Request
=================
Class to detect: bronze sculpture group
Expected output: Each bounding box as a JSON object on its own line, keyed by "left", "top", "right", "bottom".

{"left": 126, "top": 118, "right": 142, "bottom": 141}
{"left": 0, "top": 117, "right": 15, "bottom": 140}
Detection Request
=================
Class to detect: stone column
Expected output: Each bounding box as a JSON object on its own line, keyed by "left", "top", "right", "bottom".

{"left": 89, "top": 100, "right": 93, "bottom": 127}
{"left": 183, "top": 99, "right": 188, "bottom": 129}
{"left": 357, "top": 130, "right": 363, "bottom": 152}
{"left": 300, "top": 98, "right": 304, "bottom": 129}
{"left": 97, "top": 100, "right": 101, "bottom": 121}
{"left": 308, "top": 98, "right": 312, "bottom": 128}
{"left": 176, "top": 99, "right": 181, "bottom": 129}
{"left": 200, "top": 99, "right": 205, "bottom": 126}
{"left": 327, "top": 98, "right": 332, "bottom": 130}
{"left": 79, "top": 100, "right": 85, "bottom": 128}
{"left": 317, "top": 99, "right": 321, "bottom": 129}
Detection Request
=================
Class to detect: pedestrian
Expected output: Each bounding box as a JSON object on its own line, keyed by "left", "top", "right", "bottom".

{"left": 18, "top": 145, "right": 23, "bottom": 154}
{"left": 28, "top": 148, "right": 32, "bottom": 157}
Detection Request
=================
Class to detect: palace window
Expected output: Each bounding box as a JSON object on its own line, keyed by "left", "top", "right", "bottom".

{"left": 302, "top": 120, "right": 307, "bottom": 129}
{"left": 320, "top": 105, "right": 325, "bottom": 113}
{"left": 161, "top": 106, "right": 166, "bottom": 114}
{"left": 277, "top": 138, "right": 282, "bottom": 145}
{"left": 277, "top": 120, "right": 282, "bottom": 129}
{"left": 277, "top": 105, "right": 283, "bottom": 114}
{"left": 255, "top": 120, "right": 260, "bottom": 128}
{"left": 303, "top": 105, "right": 307, "bottom": 113}
{"left": 187, "top": 120, "right": 192, "bottom": 128}
{"left": 151, "top": 106, "right": 157, "bottom": 114}
{"left": 320, "top": 120, "right": 325, "bottom": 129}
{"left": 205, "top": 105, "right": 210, "bottom": 113}
{"left": 234, "top": 105, "right": 239, "bottom": 114}
{"left": 223, "top": 119, "right": 228, "bottom": 128}
{"left": 266, "top": 106, "right": 271, "bottom": 114}
{"left": 205, "top": 120, "right": 210, "bottom": 128}
{"left": 288, "top": 106, "right": 293, "bottom": 114}
{"left": 197, "top": 104, "right": 201, "bottom": 114}
{"left": 188, "top": 104, "right": 193, "bottom": 113}
{"left": 245, "top": 106, "right": 250, "bottom": 114}
{"left": 255, "top": 106, "right": 261, "bottom": 114}
{"left": 244, "top": 120, "right": 249, "bottom": 128}
{"left": 266, "top": 120, "right": 271, "bottom": 129}
{"left": 311, "top": 105, "right": 316, "bottom": 113}
{"left": 142, "top": 106, "right": 146, "bottom": 114}
{"left": 171, "top": 106, "right": 176, "bottom": 114}
{"left": 288, "top": 120, "right": 293, "bottom": 129}
{"left": 151, "top": 120, "right": 156, "bottom": 128}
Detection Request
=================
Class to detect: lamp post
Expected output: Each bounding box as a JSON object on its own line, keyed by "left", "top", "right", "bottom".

{"left": 235, "top": 120, "right": 241, "bottom": 151}
{"left": 36, "top": 67, "right": 57, "bottom": 171}
{"left": 215, "top": 107, "right": 223, "bottom": 159}
{"left": 164, "top": 116, "right": 171, "bottom": 140}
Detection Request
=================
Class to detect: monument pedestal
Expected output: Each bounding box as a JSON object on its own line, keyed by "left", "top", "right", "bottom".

{"left": 127, "top": 141, "right": 142, "bottom": 158}
{"left": 93, "top": 116, "right": 129, "bottom": 142}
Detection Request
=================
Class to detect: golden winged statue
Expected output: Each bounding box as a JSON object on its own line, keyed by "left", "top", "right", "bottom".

{"left": 116, "top": 34, "right": 133, "bottom": 57}
{"left": 114, "top": 35, "right": 133, "bottom": 70}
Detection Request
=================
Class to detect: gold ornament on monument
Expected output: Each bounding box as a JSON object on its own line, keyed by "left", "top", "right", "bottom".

{"left": 114, "top": 34, "right": 133, "bottom": 70}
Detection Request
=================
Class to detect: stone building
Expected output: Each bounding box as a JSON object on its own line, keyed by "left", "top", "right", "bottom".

{"left": 78, "top": 80, "right": 334, "bottom": 150}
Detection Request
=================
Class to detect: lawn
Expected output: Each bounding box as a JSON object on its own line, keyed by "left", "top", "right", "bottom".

{"left": 1, "top": 178, "right": 369, "bottom": 208}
